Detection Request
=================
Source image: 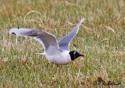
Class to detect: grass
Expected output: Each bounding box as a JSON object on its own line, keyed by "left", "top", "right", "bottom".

{"left": 0, "top": 0, "right": 124, "bottom": 87}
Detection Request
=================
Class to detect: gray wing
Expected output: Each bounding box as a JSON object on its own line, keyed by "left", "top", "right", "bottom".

{"left": 9, "top": 28, "right": 60, "bottom": 53}
{"left": 58, "top": 18, "right": 85, "bottom": 51}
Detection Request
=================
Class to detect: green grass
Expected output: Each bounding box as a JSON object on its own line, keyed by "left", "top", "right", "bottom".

{"left": 0, "top": 0, "right": 124, "bottom": 87}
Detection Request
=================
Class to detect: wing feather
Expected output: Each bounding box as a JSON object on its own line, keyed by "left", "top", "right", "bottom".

{"left": 58, "top": 18, "right": 85, "bottom": 51}
{"left": 9, "top": 28, "right": 59, "bottom": 53}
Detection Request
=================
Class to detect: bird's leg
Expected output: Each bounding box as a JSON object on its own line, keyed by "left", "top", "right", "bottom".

{"left": 47, "top": 63, "right": 49, "bottom": 68}
{"left": 60, "top": 66, "right": 64, "bottom": 75}
{"left": 56, "top": 65, "right": 59, "bottom": 67}
{"left": 56, "top": 66, "right": 59, "bottom": 76}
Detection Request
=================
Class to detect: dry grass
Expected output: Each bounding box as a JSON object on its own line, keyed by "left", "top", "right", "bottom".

{"left": 0, "top": 0, "right": 125, "bottom": 87}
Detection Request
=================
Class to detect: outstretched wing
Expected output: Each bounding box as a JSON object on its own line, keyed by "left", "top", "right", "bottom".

{"left": 58, "top": 18, "right": 85, "bottom": 51}
{"left": 9, "top": 28, "right": 60, "bottom": 53}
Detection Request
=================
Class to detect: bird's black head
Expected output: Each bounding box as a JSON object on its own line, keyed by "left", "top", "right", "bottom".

{"left": 69, "top": 50, "right": 84, "bottom": 61}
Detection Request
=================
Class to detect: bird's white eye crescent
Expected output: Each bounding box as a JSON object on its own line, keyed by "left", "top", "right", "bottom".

{"left": 73, "top": 52, "right": 76, "bottom": 55}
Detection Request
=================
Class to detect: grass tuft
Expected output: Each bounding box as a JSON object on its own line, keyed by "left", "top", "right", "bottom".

{"left": 0, "top": 0, "right": 124, "bottom": 87}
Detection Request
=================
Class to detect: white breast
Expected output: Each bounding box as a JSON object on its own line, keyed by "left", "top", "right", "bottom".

{"left": 45, "top": 50, "right": 72, "bottom": 65}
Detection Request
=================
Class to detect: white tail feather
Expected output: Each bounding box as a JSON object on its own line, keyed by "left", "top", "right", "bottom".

{"left": 35, "top": 53, "right": 45, "bottom": 56}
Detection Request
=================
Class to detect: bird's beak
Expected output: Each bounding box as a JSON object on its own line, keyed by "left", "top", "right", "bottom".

{"left": 80, "top": 54, "right": 85, "bottom": 57}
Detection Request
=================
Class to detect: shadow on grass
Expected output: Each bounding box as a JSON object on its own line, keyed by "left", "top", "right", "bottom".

{"left": 93, "top": 77, "right": 121, "bottom": 85}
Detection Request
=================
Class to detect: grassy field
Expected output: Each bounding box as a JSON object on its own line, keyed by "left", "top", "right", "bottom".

{"left": 0, "top": 0, "right": 124, "bottom": 87}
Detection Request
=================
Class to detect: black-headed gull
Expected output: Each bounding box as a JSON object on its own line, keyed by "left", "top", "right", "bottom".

{"left": 9, "top": 18, "right": 85, "bottom": 65}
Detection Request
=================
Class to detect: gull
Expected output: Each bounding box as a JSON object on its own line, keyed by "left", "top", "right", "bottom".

{"left": 9, "top": 18, "right": 85, "bottom": 65}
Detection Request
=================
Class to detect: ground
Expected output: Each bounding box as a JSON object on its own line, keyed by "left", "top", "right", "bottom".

{"left": 0, "top": 0, "right": 124, "bottom": 87}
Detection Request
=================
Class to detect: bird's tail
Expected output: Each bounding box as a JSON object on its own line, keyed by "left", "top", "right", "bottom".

{"left": 35, "top": 53, "right": 45, "bottom": 56}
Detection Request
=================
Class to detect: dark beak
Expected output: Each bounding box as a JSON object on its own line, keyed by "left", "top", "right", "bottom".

{"left": 80, "top": 54, "right": 85, "bottom": 57}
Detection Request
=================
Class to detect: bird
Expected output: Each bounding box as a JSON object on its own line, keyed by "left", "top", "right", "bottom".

{"left": 9, "top": 18, "right": 85, "bottom": 65}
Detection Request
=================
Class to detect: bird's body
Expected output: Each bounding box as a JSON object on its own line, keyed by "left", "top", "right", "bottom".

{"left": 9, "top": 18, "right": 85, "bottom": 65}
{"left": 45, "top": 50, "right": 71, "bottom": 65}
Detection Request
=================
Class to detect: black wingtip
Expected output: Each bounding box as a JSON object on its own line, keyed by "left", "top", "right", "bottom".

{"left": 12, "top": 32, "right": 16, "bottom": 35}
